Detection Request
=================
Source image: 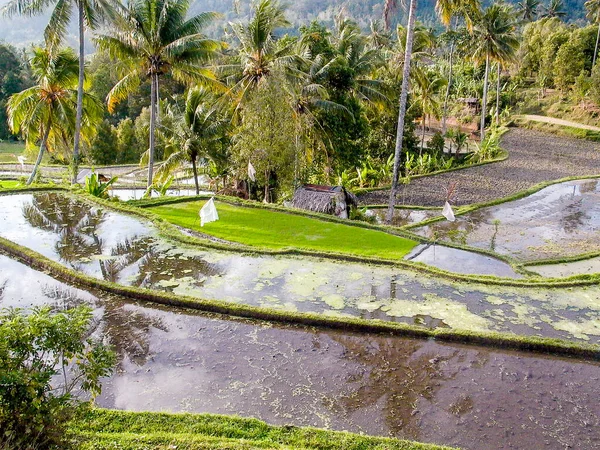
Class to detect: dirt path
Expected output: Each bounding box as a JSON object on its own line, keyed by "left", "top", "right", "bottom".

{"left": 359, "top": 128, "right": 600, "bottom": 206}
{"left": 517, "top": 114, "right": 600, "bottom": 132}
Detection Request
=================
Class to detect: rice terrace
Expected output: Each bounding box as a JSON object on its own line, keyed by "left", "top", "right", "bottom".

{"left": 1, "top": 0, "right": 600, "bottom": 448}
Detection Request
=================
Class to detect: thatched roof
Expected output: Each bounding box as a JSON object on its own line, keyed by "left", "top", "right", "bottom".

{"left": 292, "top": 185, "right": 357, "bottom": 217}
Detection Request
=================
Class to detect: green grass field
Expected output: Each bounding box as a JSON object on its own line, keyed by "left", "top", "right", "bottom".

{"left": 70, "top": 409, "right": 450, "bottom": 449}
{"left": 0, "top": 180, "right": 21, "bottom": 189}
{"left": 0, "top": 141, "right": 26, "bottom": 163}
{"left": 150, "top": 200, "right": 417, "bottom": 259}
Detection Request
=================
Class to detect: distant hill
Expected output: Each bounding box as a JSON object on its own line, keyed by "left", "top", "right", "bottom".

{"left": 0, "top": 0, "right": 589, "bottom": 48}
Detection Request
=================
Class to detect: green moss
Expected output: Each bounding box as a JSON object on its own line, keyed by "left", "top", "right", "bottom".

{"left": 69, "top": 408, "right": 451, "bottom": 449}
{"left": 150, "top": 200, "right": 418, "bottom": 259}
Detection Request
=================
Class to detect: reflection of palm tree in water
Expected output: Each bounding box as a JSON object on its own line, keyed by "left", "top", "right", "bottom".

{"left": 324, "top": 333, "right": 460, "bottom": 440}
{"left": 22, "top": 193, "right": 108, "bottom": 276}
{"left": 42, "top": 284, "right": 167, "bottom": 367}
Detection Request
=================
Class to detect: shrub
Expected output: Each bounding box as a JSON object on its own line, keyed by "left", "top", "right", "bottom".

{"left": 0, "top": 306, "right": 115, "bottom": 449}
{"left": 84, "top": 172, "right": 118, "bottom": 198}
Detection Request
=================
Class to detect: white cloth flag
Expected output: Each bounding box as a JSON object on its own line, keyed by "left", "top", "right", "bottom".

{"left": 442, "top": 201, "right": 455, "bottom": 222}
{"left": 200, "top": 197, "right": 219, "bottom": 227}
{"left": 248, "top": 161, "right": 256, "bottom": 182}
{"left": 17, "top": 155, "right": 26, "bottom": 169}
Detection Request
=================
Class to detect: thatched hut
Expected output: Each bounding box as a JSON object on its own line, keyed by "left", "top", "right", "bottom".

{"left": 292, "top": 185, "right": 358, "bottom": 219}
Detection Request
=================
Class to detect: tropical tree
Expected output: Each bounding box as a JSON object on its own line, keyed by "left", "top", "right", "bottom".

{"left": 541, "top": 0, "right": 566, "bottom": 18}
{"left": 156, "top": 87, "right": 228, "bottom": 194}
{"left": 586, "top": 0, "right": 600, "bottom": 67}
{"left": 7, "top": 47, "right": 101, "bottom": 185}
{"left": 411, "top": 68, "right": 446, "bottom": 155}
{"left": 385, "top": 0, "right": 417, "bottom": 222}
{"left": 225, "top": 0, "right": 296, "bottom": 107}
{"left": 517, "top": 0, "right": 540, "bottom": 22}
{"left": 3, "top": 0, "right": 115, "bottom": 184}
{"left": 471, "top": 4, "right": 519, "bottom": 140}
{"left": 95, "top": 0, "right": 223, "bottom": 190}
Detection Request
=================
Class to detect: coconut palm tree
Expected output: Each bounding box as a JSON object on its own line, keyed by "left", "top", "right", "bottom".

{"left": 471, "top": 4, "right": 518, "bottom": 141}
{"left": 385, "top": 0, "right": 480, "bottom": 221}
{"left": 156, "top": 88, "right": 228, "bottom": 195}
{"left": 586, "top": 0, "right": 600, "bottom": 67}
{"left": 224, "top": 0, "right": 296, "bottom": 107}
{"left": 517, "top": 0, "right": 540, "bottom": 22}
{"left": 95, "top": 0, "right": 223, "bottom": 190}
{"left": 7, "top": 47, "right": 101, "bottom": 185}
{"left": 541, "top": 0, "right": 567, "bottom": 18}
{"left": 411, "top": 68, "right": 446, "bottom": 155}
{"left": 3, "top": 0, "right": 116, "bottom": 184}
{"left": 438, "top": 0, "right": 481, "bottom": 134}
{"left": 384, "top": 0, "right": 417, "bottom": 222}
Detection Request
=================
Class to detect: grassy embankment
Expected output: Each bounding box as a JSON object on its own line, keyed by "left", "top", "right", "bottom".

{"left": 0, "top": 141, "right": 26, "bottom": 163}
{"left": 69, "top": 409, "right": 452, "bottom": 450}
{"left": 150, "top": 200, "right": 418, "bottom": 259}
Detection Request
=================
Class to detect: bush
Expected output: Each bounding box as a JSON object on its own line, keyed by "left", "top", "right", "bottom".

{"left": 0, "top": 306, "right": 115, "bottom": 449}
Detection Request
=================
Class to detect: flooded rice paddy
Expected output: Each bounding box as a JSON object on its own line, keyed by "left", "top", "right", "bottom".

{"left": 412, "top": 178, "right": 600, "bottom": 262}
{"left": 2, "top": 192, "right": 600, "bottom": 342}
{"left": 0, "top": 253, "right": 599, "bottom": 450}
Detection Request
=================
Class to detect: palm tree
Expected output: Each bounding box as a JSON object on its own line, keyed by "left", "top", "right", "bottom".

{"left": 385, "top": 0, "right": 480, "bottom": 221}
{"left": 541, "top": 0, "right": 567, "bottom": 18}
{"left": 95, "top": 0, "right": 223, "bottom": 190}
{"left": 586, "top": 0, "right": 600, "bottom": 67}
{"left": 385, "top": 0, "right": 417, "bottom": 222}
{"left": 439, "top": 0, "right": 481, "bottom": 133}
{"left": 471, "top": 4, "right": 518, "bottom": 141}
{"left": 517, "top": 0, "right": 540, "bottom": 22}
{"left": 156, "top": 88, "right": 227, "bottom": 195}
{"left": 3, "top": 0, "right": 115, "bottom": 184}
{"left": 224, "top": 0, "right": 296, "bottom": 106}
{"left": 7, "top": 47, "right": 101, "bottom": 185}
{"left": 411, "top": 68, "right": 446, "bottom": 155}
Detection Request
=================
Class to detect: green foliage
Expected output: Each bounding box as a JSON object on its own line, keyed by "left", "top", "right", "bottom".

{"left": 0, "top": 306, "right": 115, "bottom": 449}
{"left": 554, "top": 35, "right": 586, "bottom": 92}
{"left": 115, "top": 118, "right": 142, "bottom": 164}
{"left": 232, "top": 77, "right": 297, "bottom": 202}
{"left": 144, "top": 175, "right": 174, "bottom": 198}
{"left": 469, "top": 128, "right": 503, "bottom": 163}
{"left": 427, "top": 131, "right": 446, "bottom": 157}
{"left": 84, "top": 172, "right": 117, "bottom": 198}
{"left": 89, "top": 120, "right": 118, "bottom": 165}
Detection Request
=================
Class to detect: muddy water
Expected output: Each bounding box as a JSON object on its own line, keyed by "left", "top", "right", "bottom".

{"left": 4, "top": 192, "right": 600, "bottom": 342}
{"left": 367, "top": 208, "right": 442, "bottom": 227}
{"left": 413, "top": 179, "right": 600, "bottom": 262}
{"left": 0, "top": 253, "right": 599, "bottom": 450}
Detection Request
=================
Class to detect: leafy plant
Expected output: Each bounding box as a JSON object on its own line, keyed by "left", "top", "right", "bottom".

{"left": 0, "top": 306, "right": 115, "bottom": 449}
{"left": 144, "top": 175, "right": 174, "bottom": 198}
{"left": 84, "top": 172, "right": 117, "bottom": 198}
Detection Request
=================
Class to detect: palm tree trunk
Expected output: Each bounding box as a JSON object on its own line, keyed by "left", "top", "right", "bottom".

{"left": 495, "top": 63, "right": 501, "bottom": 126}
{"left": 386, "top": 0, "right": 417, "bottom": 223}
{"left": 480, "top": 53, "right": 490, "bottom": 142}
{"left": 442, "top": 40, "right": 455, "bottom": 133}
{"left": 192, "top": 157, "right": 200, "bottom": 195}
{"left": 420, "top": 119, "right": 425, "bottom": 157}
{"left": 594, "top": 19, "right": 600, "bottom": 68}
{"left": 27, "top": 122, "right": 51, "bottom": 185}
{"left": 71, "top": 0, "right": 85, "bottom": 185}
{"left": 148, "top": 72, "right": 157, "bottom": 191}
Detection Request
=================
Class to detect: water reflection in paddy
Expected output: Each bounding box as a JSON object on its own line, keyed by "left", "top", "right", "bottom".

{"left": 413, "top": 179, "right": 600, "bottom": 261}
{"left": 0, "top": 254, "right": 599, "bottom": 450}
{"left": 3, "top": 192, "right": 600, "bottom": 342}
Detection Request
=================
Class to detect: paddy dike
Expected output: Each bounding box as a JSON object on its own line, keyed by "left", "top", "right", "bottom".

{"left": 2, "top": 192, "right": 600, "bottom": 342}
{"left": 0, "top": 253, "right": 599, "bottom": 450}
